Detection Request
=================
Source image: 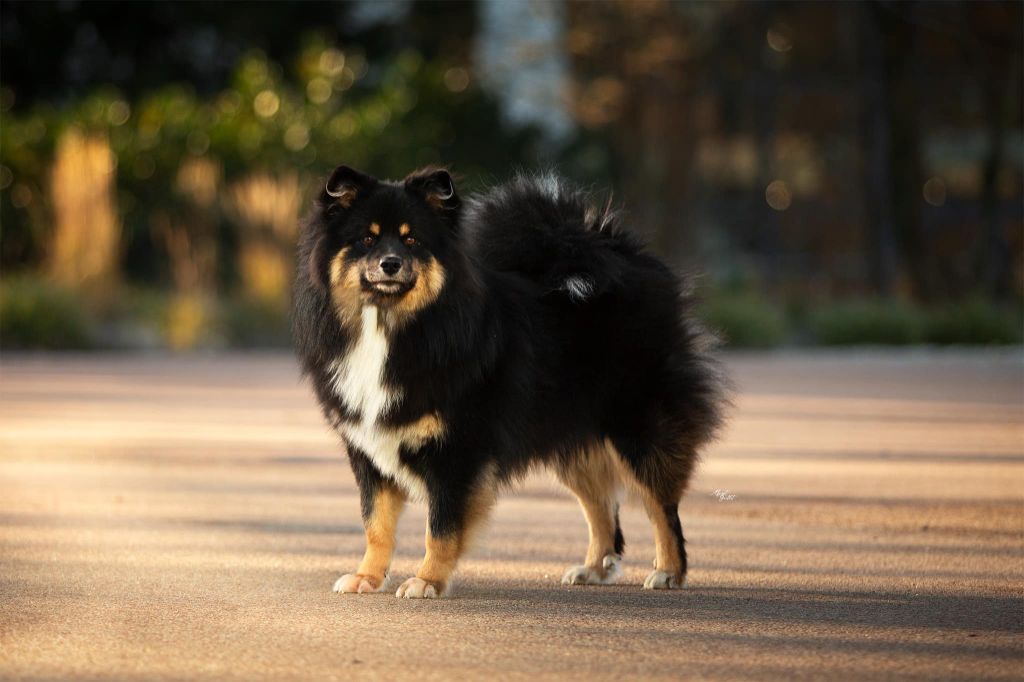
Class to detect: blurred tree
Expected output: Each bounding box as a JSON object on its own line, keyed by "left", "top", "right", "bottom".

{"left": 1, "top": 0, "right": 1021, "bottom": 320}
{"left": 565, "top": 0, "right": 713, "bottom": 263}
{"left": 0, "top": 0, "right": 541, "bottom": 295}
{"left": 566, "top": 0, "right": 1022, "bottom": 302}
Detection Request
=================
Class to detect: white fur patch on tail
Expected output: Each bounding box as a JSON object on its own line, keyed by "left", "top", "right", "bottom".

{"left": 539, "top": 172, "right": 562, "bottom": 200}
{"left": 562, "top": 276, "right": 594, "bottom": 301}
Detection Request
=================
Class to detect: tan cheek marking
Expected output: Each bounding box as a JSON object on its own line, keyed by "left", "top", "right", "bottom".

{"left": 329, "top": 248, "right": 363, "bottom": 327}
{"left": 399, "top": 223, "right": 410, "bottom": 237}
{"left": 328, "top": 248, "right": 348, "bottom": 285}
{"left": 370, "top": 222, "right": 381, "bottom": 236}
{"left": 396, "top": 258, "right": 447, "bottom": 316}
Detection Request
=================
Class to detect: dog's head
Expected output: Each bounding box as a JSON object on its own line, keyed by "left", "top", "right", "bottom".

{"left": 305, "top": 165, "right": 460, "bottom": 329}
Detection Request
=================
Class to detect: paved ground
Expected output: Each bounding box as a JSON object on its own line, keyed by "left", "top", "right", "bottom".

{"left": 0, "top": 350, "right": 1021, "bottom": 681}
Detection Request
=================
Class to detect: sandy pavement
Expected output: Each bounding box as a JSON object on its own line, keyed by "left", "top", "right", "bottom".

{"left": 1, "top": 350, "right": 1021, "bottom": 680}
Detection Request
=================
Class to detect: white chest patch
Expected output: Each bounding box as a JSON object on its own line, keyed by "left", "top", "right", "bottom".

{"left": 330, "top": 306, "right": 428, "bottom": 499}
{"left": 330, "top": 306, "right": 397, "bottom": 421}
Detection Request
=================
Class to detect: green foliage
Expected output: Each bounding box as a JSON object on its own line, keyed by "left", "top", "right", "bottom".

{"left": 923, "top": 300, "right": 1022, "bottom": 345}
{"left": 700, "top": 292, "right": 787, "bottom": 349}
{"left": 0, "top": 276, "right": 93, "bottom": 349}
{"left": 1, "top": 39, "right": 540, "bottom": 277}
{"left": 220, "top": 297, "right": 291, "bottom": 348}
{"left": 810, "top": 300, "right": 926, "bottom": 346}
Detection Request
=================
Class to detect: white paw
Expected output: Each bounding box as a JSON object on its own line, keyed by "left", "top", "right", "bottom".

{"left": 643, "top": 569, "right": 685, "bottom": 590}
{"left": 561, "top": 554, "right": 622, "bottom": 585}
{"left": 395, "top": 576, "right": 443, "bottom": 599}
{"left": 333, "top": 573, "right": 383, "bottom": 594}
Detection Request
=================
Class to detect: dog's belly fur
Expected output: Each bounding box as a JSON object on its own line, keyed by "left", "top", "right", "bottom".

{"left": 329, "top": 305, "right": 436, "bottom": 499}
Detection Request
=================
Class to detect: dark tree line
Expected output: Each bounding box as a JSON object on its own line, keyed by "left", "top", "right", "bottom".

{"left": 566, "top": 0, "right": 1022, "bottom": 302}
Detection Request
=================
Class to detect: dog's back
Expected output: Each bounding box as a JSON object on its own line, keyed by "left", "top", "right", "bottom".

{"left": 465, "top": 174, "right": 724, "bottom": 468}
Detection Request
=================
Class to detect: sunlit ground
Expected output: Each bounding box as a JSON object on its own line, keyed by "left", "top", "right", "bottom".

{"left": 1, "top": 350, "right": 1021, "bottom": 681}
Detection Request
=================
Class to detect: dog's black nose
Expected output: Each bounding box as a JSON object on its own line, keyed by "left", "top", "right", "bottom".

{"left": 379, "top": 256, "right": 403, "bottom": 276}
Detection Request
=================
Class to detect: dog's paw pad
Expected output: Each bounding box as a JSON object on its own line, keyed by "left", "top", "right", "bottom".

{"left": 333, "top": 573, "right": 382, "bottom": 594}
{"left": 561, "top": 554, "right": 622, "bottom": 585}
{"left": 643, "top": 569, "right": 684, "bottom": 590}
{"left": 395, "top": 577, "right": 443, "bottom": 599}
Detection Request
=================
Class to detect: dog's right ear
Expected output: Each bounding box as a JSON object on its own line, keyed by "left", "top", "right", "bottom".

{"left": 322, "top": 165, "right": 376, "bottom": 208}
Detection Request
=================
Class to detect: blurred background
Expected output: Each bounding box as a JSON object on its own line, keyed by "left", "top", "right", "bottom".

{"left": 1, "top": 0, "right": 1021, "bottom": 351}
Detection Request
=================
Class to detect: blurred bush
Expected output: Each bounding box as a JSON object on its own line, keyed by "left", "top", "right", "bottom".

{"left": 923, "top": 300, "right": 1023, "bottom": 345}
{"left": 220, "top": 297, "right": 291, "bottom": 348}
{"left": 808, "top": 298, "right": 1023, "bottom": 346}
{"left": 810, "top": 300, "right": 925, "bottom": 345}
{"left": 0, "top": 36, "right": 544, "bottom": 350}
{"left": 0, "top": 275, "right": 93, "bottom": 349}
{"left": 699, "top": 291, "right": 788, "bottom": 349}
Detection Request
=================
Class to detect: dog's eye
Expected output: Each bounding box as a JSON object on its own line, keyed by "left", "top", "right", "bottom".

{"left": 403, "top": 236, "right": 417, "bottom": 246}
{"left": 361, "top": 235, "right": 376, "bottom": 247}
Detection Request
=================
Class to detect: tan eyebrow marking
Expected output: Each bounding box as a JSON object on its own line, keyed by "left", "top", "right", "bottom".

{"left": 370, "top": 222, "right": 381, "bottom": 236}
{"left": 399, "top": 223, "right": 410, "bottom": 236}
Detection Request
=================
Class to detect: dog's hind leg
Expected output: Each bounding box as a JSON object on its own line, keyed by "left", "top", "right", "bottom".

{"left": 555, "top": 446, "right": 624, "bottom": 586}
{"left": 638, "top": 493, "right": 687, "bottom": 589}
{"left": 608, "top": 439, "right": 695, "bottom": 590}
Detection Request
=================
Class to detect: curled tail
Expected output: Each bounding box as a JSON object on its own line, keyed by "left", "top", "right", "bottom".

{"left": 463, "top": 174, "right": 647, "bottom": 301}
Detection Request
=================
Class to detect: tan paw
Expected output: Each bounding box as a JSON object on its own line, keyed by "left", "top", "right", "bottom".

{"left": 643, "top": 569, "right": 685, "bottom": 590}
{"left": 332, "top": 573, "right": 384, "bottom": 594}
{"left": 395, "top": 576, "right": 445, "bottom": 599}
{"left": 561, "top": 553, "right": 622, "bottom": 585}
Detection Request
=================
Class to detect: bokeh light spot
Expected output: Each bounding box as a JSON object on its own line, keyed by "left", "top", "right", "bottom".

{"left": 307, "top": 78, "right": 333, "bottom": 104}
{"left": 444, "top": 67, "right": 470, "bottom": 93}
{"left": 253, "top": 90, "right": 280, "bottom": 118}
{"left": 765, "top": 180, "right": 792, "bottom": 211}
{"left": 319, "top": 48, "right": 346, "bottom": 76}
{"left": 284, "top": 124, "right": 310, "bottom": 151}
{"left": 107, "top": 100, "right": 130, "bottom": 126}
{"left": 767, "top": 27, "right": 792, "bottom": 52}
{"left": 923, "top": 177, "right": 947, "bottom": 206}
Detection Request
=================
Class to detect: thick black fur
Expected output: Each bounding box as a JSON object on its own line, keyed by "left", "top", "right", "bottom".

{"left": 293, "top": 167, "right": 724, "bottom": 589}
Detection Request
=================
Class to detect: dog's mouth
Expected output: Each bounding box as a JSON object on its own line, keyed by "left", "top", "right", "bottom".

{"left": 361, "top": 277, "right": 416, "bottom": 298}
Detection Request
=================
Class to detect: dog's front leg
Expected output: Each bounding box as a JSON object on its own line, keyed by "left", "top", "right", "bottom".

{"left": 334, "top": 445, "right": 406, "bottom": 594}
{"left": 396, "top": 475, "right": 495, "bottom": 599}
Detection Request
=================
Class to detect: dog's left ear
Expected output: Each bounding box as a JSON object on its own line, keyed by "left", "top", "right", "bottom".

{"left": 405, "top": 167, "right": 460, "bottom": 215}
{"left": 323, "top": 165, "right": 376, "bottom": 208}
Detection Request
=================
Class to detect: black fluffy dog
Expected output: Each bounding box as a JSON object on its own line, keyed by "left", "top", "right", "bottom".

{"left": 293, "top": 166, "right": 724, "bottom": 598}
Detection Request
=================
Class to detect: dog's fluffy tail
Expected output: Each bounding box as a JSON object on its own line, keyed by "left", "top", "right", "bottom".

{"left": 463, "top": 173, "right": 648, "bottom": 302}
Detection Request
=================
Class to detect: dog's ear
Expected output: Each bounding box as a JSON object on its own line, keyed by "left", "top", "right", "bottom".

{"left": 405, "top": 167, "right": 460, "bottom": 214}
{"left": 323, "top": 165, "right": 376, "bottom": 208}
